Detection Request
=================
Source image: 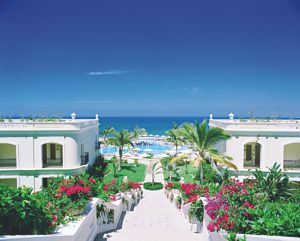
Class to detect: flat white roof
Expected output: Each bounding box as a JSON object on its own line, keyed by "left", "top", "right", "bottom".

{"left": 209, "top": 119, "right": 300, "bottom": 133}
{"left": 0, "top": 119, "right": 99, "bottom": 132}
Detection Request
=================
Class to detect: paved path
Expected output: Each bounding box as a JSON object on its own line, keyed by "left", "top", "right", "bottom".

{"left": 95, "top": 160, "right": 208, "bottom": 241}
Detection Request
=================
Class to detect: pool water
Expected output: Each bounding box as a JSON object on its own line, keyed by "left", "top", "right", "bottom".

{"left": 101, "top": 143, "right": 172, "bottom": 155}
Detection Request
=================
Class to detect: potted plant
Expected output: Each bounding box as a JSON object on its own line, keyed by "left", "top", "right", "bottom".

{"left": 188, "top": 199, "right": 204, "bottom": 233}
{"left": 164, "top": 182, "right": 174, "bottom": 198}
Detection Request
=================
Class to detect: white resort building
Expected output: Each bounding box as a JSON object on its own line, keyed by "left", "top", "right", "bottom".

{"left": 0, "top": 113, "right": 99, "bottom": 191}
{"left": 209, "top": 113, "right": 300, "bottom": 179}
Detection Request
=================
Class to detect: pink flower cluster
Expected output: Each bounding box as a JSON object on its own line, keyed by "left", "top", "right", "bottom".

{"left": 164, "top": 182, "right": 174, "bottom": 190}
{"left": 130, "top": 182, "right": 142, "bottom": 190}
{"left": 60, "top": 184, "right": 91, "bottom": 196}
{"left": 181, "top": 183, "right": 197, "bottom": 195}
{"left": 205, "top": 178, "right": 257, "bottom": 233}
{"left": 104, "top": 179, "right": 117, "bottom": 192}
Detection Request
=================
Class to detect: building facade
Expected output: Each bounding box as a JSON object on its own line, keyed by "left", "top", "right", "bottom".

{"left": 0, "top": 114, "right": 99, "bottom": 191}
{"left": 209, "top": 114, "right": 300, "bottom": 178}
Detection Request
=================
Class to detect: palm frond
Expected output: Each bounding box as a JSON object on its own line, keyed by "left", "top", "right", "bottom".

{"left": 210, "top": 153, "right": 238, "bottom": 170}
{"left": 170, "top": 154, "right": 188, "bottom": 165}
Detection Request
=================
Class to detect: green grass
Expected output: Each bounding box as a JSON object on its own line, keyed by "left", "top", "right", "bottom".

{"left": 143, "top": 182, "right": 163, "bottom": 190}
{"left": 163, "top": 164, "right": 198, "bottom": 183}
{"left": 103, "top": 162, "right": 147, "bottom": 183}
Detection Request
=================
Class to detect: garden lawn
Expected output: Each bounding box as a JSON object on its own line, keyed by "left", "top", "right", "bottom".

{"left": 103, "top": 162, "right": 147, "bottom": 183}
{"left": 163, "top": 164, "right": 198, "bottom": 183}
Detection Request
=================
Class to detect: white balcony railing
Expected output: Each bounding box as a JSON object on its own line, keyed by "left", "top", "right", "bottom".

{"left": 209, "top": 119, "right": 300, "bottom": 131}
{"left": 0, "top": 119, "right": 98, "bottom": 131}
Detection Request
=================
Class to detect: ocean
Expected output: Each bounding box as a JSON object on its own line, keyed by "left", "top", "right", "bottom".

{"left": 99, "top": 116, "right": 207, "bottom": 135}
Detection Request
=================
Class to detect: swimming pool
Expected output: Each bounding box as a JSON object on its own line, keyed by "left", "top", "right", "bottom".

{"left": 100, "top": 143, "right": 172, "bottom": 155}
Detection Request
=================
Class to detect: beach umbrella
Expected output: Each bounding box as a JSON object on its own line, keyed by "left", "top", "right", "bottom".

{"left": 133, "top": 147, "right": 141, "bottom": 151}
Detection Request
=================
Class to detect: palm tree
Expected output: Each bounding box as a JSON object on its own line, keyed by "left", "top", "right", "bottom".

{"left": 108, "top": 130, "right": 134, "bottom": 170}
{"left": 151, "top": 161, "right": 163, "bottom": 184}
{"left": 179, "top": 120, "right": 237, "bottom": 183}
{"left": 166, "top": 125, "right": 183, "bottom": 156}
{"left": 132, "top": 126, "right": 148, "bottom": 141}
{"left": 100, "top": 126, "right": 115, "bottom": 143}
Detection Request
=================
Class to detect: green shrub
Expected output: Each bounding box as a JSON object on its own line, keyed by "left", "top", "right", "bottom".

{"left": 87, "top": 154, "right": 107, "bottom": 179}
{"left": 143, "top": 182, "right": 163, "bottom": 190}
{"left": 0, "top": 184, "right": 55, "bottom": 235}
{"left": 253, "top": 163, "right": 291, "bottom": 202}
{"left": 189, "top": 199, "right": 204, "bottom": 222}
{"left": 249, "top": 202, "right": 300, "bottom": 237}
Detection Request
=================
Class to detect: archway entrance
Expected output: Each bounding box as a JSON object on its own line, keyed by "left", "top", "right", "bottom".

{"left": 0, "top": 143, "right": 16, "bottom": 168}
{"left": 284, "top": 143, "right": 300, "bottom": 170}
{"left": 42, "top": 143, "right": 63, "bottom": 167}
{"left": 244, "top": 142, "right": 261, "bottom": 169}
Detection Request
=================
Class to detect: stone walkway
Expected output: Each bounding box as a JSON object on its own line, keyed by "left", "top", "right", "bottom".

{"left": 95, "top": 160, "right": 208, "bottom": 241}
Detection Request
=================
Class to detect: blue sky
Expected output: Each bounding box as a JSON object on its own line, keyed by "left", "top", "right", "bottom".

{"left": 0, "top": 0, "right": 300, "bottom": 117}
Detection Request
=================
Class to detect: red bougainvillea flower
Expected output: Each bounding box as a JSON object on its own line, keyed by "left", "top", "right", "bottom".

{"left": 55, "top": 193, "right": 62, "bottom": 198}
{"left": 88, "top": 178, "right": 96, "bottom": 184}
{"left": 130, "top": 182, "right": 142, "bottom": 190}
{"left": 165, "top": 182, "right": 174, "bottom": 190}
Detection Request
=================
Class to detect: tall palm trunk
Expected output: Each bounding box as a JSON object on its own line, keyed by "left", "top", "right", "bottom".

{"left": 199, "top": 164, "right": 204, "bottom": 184}
{"left": 118, "top": 147, "right": 123, "bottom": 171}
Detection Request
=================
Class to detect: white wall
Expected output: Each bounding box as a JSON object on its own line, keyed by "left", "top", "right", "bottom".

{"left": 0, "top": 123, "right": 98, "bottom": 190}
{"left": 223, "top": 136, "right": 300, "bottom": 171}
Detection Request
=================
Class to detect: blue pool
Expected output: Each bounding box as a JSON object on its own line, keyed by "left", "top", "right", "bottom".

{"left": 101, "top": 144, "right": 172, "bottom": 155}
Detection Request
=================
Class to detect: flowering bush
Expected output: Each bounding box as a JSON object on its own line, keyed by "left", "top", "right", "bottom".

{"left": 164, "top": 182, "right": 174, "bottom": 191}
{"left": 103, "top": 179, "right": 120, "bottom": 194}
{"left": 205, "top": 179, "right": 263, "bottom": 234}
{"left": 38, "top": 174, "right": 97, "bottom": 226}
{"left": 130, "top": 182, "right": 142, "bottom": 190}
{"left": 180, "top": 183, "right": 210, "bottom": 204}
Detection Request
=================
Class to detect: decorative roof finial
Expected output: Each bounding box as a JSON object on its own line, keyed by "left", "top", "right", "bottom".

{"left": 71, "top": 112, "right": 76, "bottom": 120}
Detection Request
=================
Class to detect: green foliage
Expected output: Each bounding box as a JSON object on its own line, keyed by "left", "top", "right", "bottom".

{"left": 108, "top": 129, "right": 135, "bottom": 168}
{"left": 225, "top": 233, "right": 246, "bottom": 241}
{"left": 151, "top": 161, "right": 163, "bottom": 184}
{"left": 253, "top": 163, "right": 291, "bottom": 202}
{"left": 249, "top": 202, "right": 300, "bottom": 237}
{"left": 189, "top": 199, "right": 204, "bottom": 222}
{"left": 160, "top": 156, "right": 171, "bottom": 169}
{"left": 103, "top": 162, "right": 147, "bottom": 183}
{"left": 143, "top": 182, "right": 163, "bottom": 190}
{"left": 87, "top": 154, "right": 107, "bottom": 179}
{"left": 0, "top": 184, "right": 54, "bottom": 235}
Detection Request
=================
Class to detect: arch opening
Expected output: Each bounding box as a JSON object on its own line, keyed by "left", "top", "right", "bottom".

{"left": 42, "top": 143, "right": 63, "bottom": 168}
{"left": 284, "top": 143, "right": 300, "bottom": 170}
{"left": 244, "top": 142, "right": 261, "bottom": 169}
{"left": 0, "top": 143, "right": 16, "bottom": 168}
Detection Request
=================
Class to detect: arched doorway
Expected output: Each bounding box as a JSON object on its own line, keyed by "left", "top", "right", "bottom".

{"left": 284, "top": 143, "right": 300, "bottom": 170}
{"left": 0, "top": 143, "right": 16, "bottom": 168}
{"left": 244, "top": 142, "right": 261, "bottom": 169}
{"left": 42, "top": 143, "right": 63, "bottom": 168}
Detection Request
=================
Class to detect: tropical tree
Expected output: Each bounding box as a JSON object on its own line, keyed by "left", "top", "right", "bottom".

{"left": 132, "top": 126, "right": 148, "bottom": 141}
{"left": 179, "top": 120, "right": 237, "bottom": 183}
{"left": 166, "top": 124, "right": 183, "bottom": 156}
{"left": 108, "top": 130, "right": 134, "bottom": 170}
{"left": 100, "top": 126, "right": 115, "bottom": 143}
{"left": 151, "top": 161, "right": 163, "bottom": 184}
